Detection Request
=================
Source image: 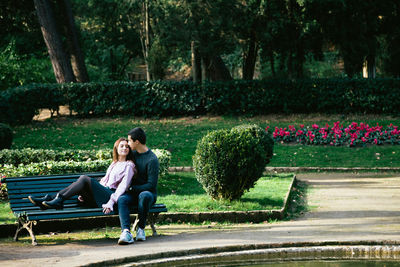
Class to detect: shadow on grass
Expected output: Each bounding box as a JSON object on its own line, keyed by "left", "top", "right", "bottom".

{"left": 0, "top": 229, "right": 122, "bottom": 247}
{"left": 239, "top": 197, "right": 283, "bottom": 208}
{"left": 284, "top": 179, "right": 309, "bottom": 221}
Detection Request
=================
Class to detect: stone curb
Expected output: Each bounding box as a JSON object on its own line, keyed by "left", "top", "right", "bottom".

{"left": 82, "top": 240, "right": 400, "bottom": 267}
{"left": 0, "top": 175, "right": 297, "bottom": 238}
{"left": 169, "top": 166, "right": 400, "bottom": 173}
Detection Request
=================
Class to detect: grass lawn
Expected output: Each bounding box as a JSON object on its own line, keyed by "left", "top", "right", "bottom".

{"left": 11, "top": 114, "right": 400, "bottom": 167}
{"left": 158, "top": 172, "right": 293, "bottom": 212}
{"left": 0, "top": 173, "right": 294, "bottom": 225}
{"left": 0, "top": 200, "right": 13, "bottom": 224}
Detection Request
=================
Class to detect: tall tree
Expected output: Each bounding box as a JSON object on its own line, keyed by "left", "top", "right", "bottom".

{"left": 191, "top": 41, "right": 201, "bottom": 83}
{"left": 72, "top": 0, "right": 142, "bottom": 81}
{"left": 382, "top": 0, "right": 400, "bottom": 77}
{"left": 234, "top": 0, "right": 264, "bottom": 80}
{"left": 33, "top": 0, "right": 75, "bottom": 83}
{"left": 59, "top": 0, "right": 89, "bottom": 82}
{"left": 184, "top": 0, "right": 234, "bottom": 81}
{"left": 306, "top": 0, "right": 385, "bottom": 78}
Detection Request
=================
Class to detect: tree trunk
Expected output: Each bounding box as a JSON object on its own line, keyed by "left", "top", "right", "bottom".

{"left": 242, "top": 31, "right": 258, "bottom": 80}
{"left": 59, "top": 0, "right": 89, "bottom": 82}
{"left": 209, "top": 55, "right": 232, "bottom": 81}
{"left": 269, "top": 51, "right": 276, "bottom": 77}
{"left": 201, "top": 56, "right": 211, "bottom": 82}
{"left": 144, "top": 0, "right": 151, "bottom": 81}
{"left": 191, "top": 41, "right": 202, "bottom": 83}
{"left": 34, "top": 0, "right": 75, "bottom": 83}
{"left": 363, "top": 55, "right": 376, "bottom": 78}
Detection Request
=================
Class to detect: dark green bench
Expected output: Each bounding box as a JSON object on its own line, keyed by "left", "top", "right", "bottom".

{"left": 4, "top": 173, "right": 167, "bottom": 245}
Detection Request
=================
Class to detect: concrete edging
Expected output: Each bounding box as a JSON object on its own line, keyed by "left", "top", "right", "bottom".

{"left": 169, "top": 166, "right": 400, "bottom": 173}
{"left": 82, "top": 240, "right": 400, "bottom": 267}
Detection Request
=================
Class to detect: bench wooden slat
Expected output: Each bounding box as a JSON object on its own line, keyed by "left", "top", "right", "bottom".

{"left": 3, "top": 173, "right": 105, "bottom": 183}
{"left": 8, "top": 185, "right": 74, "bottom": 194}
{"left": 8, "top": 191, "right": 68, "bottom": 201}
{"left": 24, "top": 205, "right": 167, "bottom": 216}
{"left": 13, "top": 204, "right": 167, "bottom": 216}
{"left": 24, "top": 206, "right": 167, "bottom": 221}
{"left": 12, "top": 203, "right": 82, "bottom": 211}
{"left": 6, "top": 180, "right": 80, "bottom": 188}
{"left": 9, "top": 199, "right": 79, "bottom": 208}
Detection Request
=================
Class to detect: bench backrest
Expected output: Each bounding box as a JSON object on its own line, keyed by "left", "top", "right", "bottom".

{"left": 4, "top": 173, "right": 105, "bottom": 212}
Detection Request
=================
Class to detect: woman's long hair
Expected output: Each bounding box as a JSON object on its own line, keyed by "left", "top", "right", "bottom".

{"left": 112, "top": 138, "right": 135, "bottom": 162}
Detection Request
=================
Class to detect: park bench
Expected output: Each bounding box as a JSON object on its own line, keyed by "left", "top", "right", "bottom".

{"left": 4, "top": 173, "right": 167, "bottom": 245}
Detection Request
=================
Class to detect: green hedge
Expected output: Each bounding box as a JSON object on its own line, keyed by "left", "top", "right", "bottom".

{"left": 61, "top": 81, "right": 203, "bottom": 117}
{"left": 0, "top": 148, "right": 171, "bottom": 178}
{"left": 0, "top": 83, "right": 63, "bottom": 124}
{"left": 2, "top": 79, "right": 400, "bottom": 125}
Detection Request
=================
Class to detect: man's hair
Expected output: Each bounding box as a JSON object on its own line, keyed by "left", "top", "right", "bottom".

{"left": 128, "top": 127, "right": 146, "bottom": 145}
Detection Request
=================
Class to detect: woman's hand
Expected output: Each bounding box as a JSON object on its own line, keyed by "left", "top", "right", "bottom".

{"left": 78, "top": 195, "right": 84, "bottom": 202}
{"left": 102, "top": 207, "right": 112, "bottom": 214}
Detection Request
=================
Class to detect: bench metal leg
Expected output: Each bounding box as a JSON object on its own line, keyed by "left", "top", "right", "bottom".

{"left": 15, "top": 216, "right": 38, "bottom": 246}
{"left": 132, "top": 213, "right": 160, "bottom": 236}
{"left": 132, "top": 215, "right": 139, "bottom": 232}
{"left": 148, "top": 213, "right": 159, "bottom": 236}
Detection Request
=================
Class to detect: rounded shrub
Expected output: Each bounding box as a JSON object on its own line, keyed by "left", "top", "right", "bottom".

{"left": 0, "top": 123, "right": 13, "bottom": 149}
{"left": 193, "top": 124, "right": 274, "bottom": 201}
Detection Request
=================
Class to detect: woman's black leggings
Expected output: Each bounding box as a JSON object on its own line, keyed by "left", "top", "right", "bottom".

{"left": 58, "top": 175, "right": 96, "bottom": 206}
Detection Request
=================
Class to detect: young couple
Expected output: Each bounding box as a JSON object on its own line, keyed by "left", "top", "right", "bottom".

{"left": 28, "top": 127, "right": 159, "bottom": 245}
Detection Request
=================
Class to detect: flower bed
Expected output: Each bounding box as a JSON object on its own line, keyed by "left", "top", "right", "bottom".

{"left": 268, "top": 122, "right": 400, "bottom": 147}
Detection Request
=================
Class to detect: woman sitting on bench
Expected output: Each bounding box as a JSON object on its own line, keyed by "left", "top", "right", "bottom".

{"left": 28, "top": 137, "right": 136, "bottom": 214}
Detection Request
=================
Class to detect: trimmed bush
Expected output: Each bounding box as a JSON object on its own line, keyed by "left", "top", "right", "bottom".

{"left": 0, "top": 148, "right": 171, "bottom": 178}
{"left": 0, "top": 148, "right": 111, "bottom": 166}
{"left": 0, "top": 123, "right": 12, "bottom": 150}
{"left": 193, "top": 124, "right": 274, "bottom": 201}
{"left": 153, "top": 149, "right": 172, "bottom": 177}
{"left": 1, "top": 160, "right": 110, "bottom": 178}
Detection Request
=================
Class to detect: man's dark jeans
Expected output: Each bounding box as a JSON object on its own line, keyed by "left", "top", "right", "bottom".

{"left": 118, "top": 191, "right": 156, "bottom": 230}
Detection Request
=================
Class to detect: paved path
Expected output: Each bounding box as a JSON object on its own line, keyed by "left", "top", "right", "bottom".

{"left": 1, "top": 172, "right": 400, "bottom": 266}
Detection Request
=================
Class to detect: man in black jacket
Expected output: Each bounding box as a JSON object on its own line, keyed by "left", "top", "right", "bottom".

{"left": 117, "top": 127, "right": 159, "bottom": 245}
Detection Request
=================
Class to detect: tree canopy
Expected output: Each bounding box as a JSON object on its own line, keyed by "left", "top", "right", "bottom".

{"left": 1, "top": 0, "right": 400, "bottom": 90}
